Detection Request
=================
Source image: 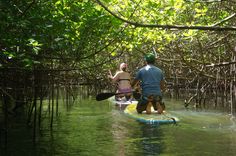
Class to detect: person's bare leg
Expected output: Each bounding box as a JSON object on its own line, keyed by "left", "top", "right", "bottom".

{"left": 146, "top": 101, "right": 152, "bottom": 114}
{"left": 146, "top": 96, "right": 154, "bottom": 114}
{"left": 156, "top": 102, "right": 164, "bottom": 114}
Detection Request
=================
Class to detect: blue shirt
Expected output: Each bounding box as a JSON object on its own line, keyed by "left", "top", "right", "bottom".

{"left": 135, "top": 64, "right": 164, "bottom": 96}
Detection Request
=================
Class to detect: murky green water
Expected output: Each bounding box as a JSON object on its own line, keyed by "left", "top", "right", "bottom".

{"left": 1, "top": 98, "right": 236, "bottom": 156}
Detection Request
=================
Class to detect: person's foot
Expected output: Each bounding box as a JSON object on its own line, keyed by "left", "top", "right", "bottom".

{"left": 115, "top": 96, "right": 121, "bottom": 101}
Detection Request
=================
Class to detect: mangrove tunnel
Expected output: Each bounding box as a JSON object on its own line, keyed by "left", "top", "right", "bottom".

{"left": 0, "top": 0, "right": 236, "bottom": 154}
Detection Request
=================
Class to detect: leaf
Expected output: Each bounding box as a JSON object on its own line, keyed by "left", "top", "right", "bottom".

{"left": 111, "top": 52, "right": 116, "bottom": 56}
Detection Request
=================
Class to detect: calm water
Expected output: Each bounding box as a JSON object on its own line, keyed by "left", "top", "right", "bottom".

{"left": 1, "top": 98, "right": 236, "bottom": 156}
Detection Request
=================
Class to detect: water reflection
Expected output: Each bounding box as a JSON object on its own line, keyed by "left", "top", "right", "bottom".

{"left": 1, "top": 98, "right": 236, "bottom": 156}
{"left": 138, "top": 124, "right": 163, "bottom": 155}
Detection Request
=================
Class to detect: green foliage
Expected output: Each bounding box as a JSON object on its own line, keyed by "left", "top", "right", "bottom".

{"left": 0, "top": 0, "right": 235, "bottom": 82}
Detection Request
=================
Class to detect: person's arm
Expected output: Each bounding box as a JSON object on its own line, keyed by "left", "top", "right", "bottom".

{"left": 109, "top": 71, "right": 120, "bottom": 83}
{"left": 131, "top": 70, "right": 141, "bottom": 88}
{"left": 131, "top": 79, "right": 139, "bottom": 88}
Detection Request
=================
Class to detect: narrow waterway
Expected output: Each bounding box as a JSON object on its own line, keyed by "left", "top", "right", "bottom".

{"left": 1, "top": 98, "right": 236, "bottom": 156}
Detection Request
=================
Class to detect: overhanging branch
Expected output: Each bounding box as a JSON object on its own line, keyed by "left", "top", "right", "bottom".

{"left": 95, "top": 0, "right": 236, "bottom": 31}
{"left": 206, "top": 61, "right": 236, "bottom": 67}
{"left": 211, "top": 13, "right": 236, "bottom": 26}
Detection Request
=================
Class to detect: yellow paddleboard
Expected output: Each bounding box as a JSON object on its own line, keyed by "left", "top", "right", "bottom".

{"left": 124, "top": 103, "right": 179, "bottom": 124}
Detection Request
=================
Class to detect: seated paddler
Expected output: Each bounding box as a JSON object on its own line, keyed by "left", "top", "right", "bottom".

{"left": 131, "top": 53, "right": 166, "bottom": 114}
{"left": 108, "top": 63, "right": 132, "bottom": 101}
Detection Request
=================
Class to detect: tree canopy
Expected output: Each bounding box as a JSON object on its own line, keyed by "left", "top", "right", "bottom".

{"left": 1, "top": 0, "right": 236, "bottom": 86}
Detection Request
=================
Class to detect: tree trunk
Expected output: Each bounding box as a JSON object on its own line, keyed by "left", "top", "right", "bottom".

{"left": 230, "top": 50, "right": 236, "bottom": 115}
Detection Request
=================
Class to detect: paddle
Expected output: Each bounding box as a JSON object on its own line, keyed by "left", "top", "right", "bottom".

{"left": 96, "top": 90, "right": 141, "bottom": 101}
{"left": 96, "top": 92, "right": 127, "bottom": 101}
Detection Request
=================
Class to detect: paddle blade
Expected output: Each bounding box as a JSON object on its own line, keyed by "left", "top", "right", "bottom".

{"left": 96, "top": 93, "right": 115, "bottom": 101}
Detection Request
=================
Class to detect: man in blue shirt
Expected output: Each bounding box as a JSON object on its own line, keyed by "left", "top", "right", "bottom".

{"left": 132, "top": 53, "right": 166, "bottom": 114}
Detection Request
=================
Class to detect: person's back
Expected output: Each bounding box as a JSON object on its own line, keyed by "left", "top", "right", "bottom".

{"left": 137, "top": 64, "right": 163, "bottom": 96}
{"left": 109, "top": 63, "right": 132, "bottom": 100}
{"left": 115, "top": 71, "right": 131, "bottom": 92}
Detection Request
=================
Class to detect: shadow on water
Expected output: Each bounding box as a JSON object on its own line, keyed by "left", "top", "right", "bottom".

{"left": 1, "top": 97, "right": 236, "bottom": 156}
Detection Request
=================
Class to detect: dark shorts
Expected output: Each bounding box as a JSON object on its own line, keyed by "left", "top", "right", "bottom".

{"left": 136, "top": 95, "right": 162, "bottom": 113}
